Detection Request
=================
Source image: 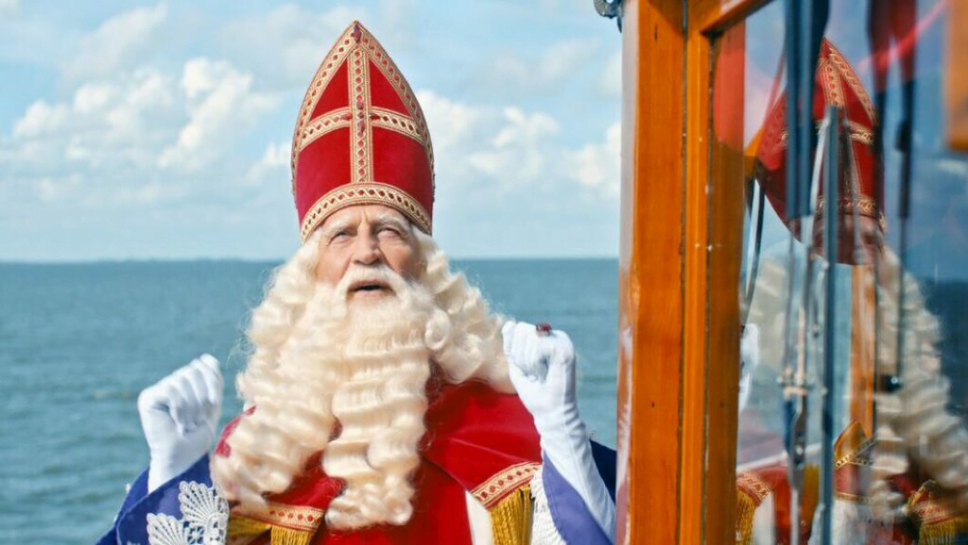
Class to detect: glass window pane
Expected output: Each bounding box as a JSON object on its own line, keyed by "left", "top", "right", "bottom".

{"left": 713, "top": 1, "right": 968, "bottom": 543}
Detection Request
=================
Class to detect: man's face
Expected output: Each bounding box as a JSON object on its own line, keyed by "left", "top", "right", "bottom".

{"left": 811, "top": 214, "right": 883, "bottom": 265}
{"left": 314, "top": 204, "right": 421, "bottom": 300}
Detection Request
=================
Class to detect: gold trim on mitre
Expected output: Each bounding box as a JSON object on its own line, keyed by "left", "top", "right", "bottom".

{"left": 293, "top": 107, "right": 352, "bottom": 155}
{"left": 299, "top": 181, "right": 432, "bottom": 241}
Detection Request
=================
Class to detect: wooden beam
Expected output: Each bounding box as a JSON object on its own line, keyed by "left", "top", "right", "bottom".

{"left": 950, "top": 0, "right": 968, "bottom": 151}
{"left": 703, "top": 21, "right": 746, "bottom": 545}
{"left": 617, "top": 1, "right": 744, "bottom": 543}
{"left": 616, "top": 0, "right": 685, "bottom": 542}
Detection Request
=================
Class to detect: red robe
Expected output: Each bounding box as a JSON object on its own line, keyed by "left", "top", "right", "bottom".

{"left": 216, "top": 378, "right": 542, "bottom": 544}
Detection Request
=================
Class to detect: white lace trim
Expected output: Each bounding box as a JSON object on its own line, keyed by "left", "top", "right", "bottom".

{"left": 145, "top": 481, "right": 229, "bottom": 545}
{"left": 530, "top": 470, "right": 566, "bottom": 545}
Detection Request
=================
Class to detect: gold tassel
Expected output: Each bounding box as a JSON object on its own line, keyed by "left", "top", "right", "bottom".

{"left": 227, "top": 515, "right": 269, "bottom": 544}
{"left": 735, "top": 489, "right": 758, "bottom": 545}
{"left": 918, "top": 511, "right": 968, "bottom": 544}
{"left": 489, "top": 484, "right": 533, "bottom": 545}
{"left": 919, "top": 519, "right": 959, "bottom": 545}
{"left": 227, "top": 514, "right": 314, "bottom": 545}
{"left": 910, "top": 480, "right": 968, "bottom": 544}
{"left": 269, "top": 526, "right": 315, "bottom": 545}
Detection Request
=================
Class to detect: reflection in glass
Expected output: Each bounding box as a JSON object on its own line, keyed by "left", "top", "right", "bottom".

{"left": 714, "top": 0, "right": 968, "bottom": 543}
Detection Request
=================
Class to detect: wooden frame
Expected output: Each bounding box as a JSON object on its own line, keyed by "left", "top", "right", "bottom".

{"left": 951, "top": 0, "right": 968, "bottom": 151}
{"left": 616, "top": 0, "right": 769, "bottom": 542}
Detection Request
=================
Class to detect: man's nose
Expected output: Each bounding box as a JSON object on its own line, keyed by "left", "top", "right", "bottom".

{"left": 351, "top": 232, "right": 383, "bottom": 266}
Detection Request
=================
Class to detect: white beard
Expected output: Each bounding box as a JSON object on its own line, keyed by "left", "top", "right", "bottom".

{"left": 212, "top": 230, "right": 511, "bottom": 530}
{"left": 216, "top": 265, "right": 437, "bottom": 529}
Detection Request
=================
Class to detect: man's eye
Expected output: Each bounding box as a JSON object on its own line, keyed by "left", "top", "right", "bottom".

{"left": 380, "top": 227, "right": 402, "bottom": 237}
{"left": 330, "top": 231, "right": 350, "bottom": 242}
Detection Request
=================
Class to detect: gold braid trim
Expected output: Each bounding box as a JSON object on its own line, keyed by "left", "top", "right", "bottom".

{"left": 735, "top": 490, "right": 759, "bottom": 545}
{"left": 919, "top": 518, "right": 968, "bottom": 545}
{"left": 227, "top": 514, "right": 269, "bottom": 545}
{"left": 227, "top": 514, "right": 315, "bottom": 545}
{"left": 910, "top": 481, "right": 968, "bottom": 544}
{"left": 228, "top": 501, "right": 324, "bottom": 545}
{"left": 471, "top": 462, "right": 542, "bottom": 508}
{"left": 489, "top": 483, "right": 533, "bottom": 545}
{"left": 299, "top": 181, "right": 432, "bottom": 240}
{"left": 735, "top": 472, "right": 771, "bottom": 545}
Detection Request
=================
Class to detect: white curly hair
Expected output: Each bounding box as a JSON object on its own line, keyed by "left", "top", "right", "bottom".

{"left": 211, "top": 226, "right": 512, "bottom": 529}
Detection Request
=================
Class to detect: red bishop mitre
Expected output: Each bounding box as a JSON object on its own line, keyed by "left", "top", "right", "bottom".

{"left": 754, "top": 39, "right": 885, "bottom": 244}
{"left": 291, "top": 21, "right": 434, "bottom": 242}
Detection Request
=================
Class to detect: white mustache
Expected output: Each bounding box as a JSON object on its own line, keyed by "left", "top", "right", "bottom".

{"left": 335, "top": 265, "right": 407, "bottom": 299}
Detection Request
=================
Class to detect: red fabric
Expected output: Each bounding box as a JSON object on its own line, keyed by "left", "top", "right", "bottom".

{"left": 215, "top": 378, "right": 541, "bottom": 543}
{"left": 367, "top": 60, "right": 410, "bottom": 116}
{"left": 754, "top": 39, "right": 884, "bottom": 264}
{"left": 371, "top": 131, "right": 434, "bottom": 207}
{"left": 311, "top": 63, "right": 350, "bottom": 119}
{"left": 295, "top": 130, "right": 352, "bottom": 221}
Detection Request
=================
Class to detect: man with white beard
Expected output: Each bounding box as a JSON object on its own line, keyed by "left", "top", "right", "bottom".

{"left": 98, "top": 21, "right": 615, "bottom": 545}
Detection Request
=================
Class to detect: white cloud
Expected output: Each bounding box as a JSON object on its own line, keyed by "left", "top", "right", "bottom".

{"left": 217, "top": 4, "right": 366, "bottom": 89}
{"left": 420, "top": 89, "right": 618, "bottom": 200}
{"left": 598, "top": 49, "right": 621, "bottom": 99}
{"left": 936, "top": 158, "right": 968, "bottom": 179}
{"left": 64, "top": 4, "right": 168, "bottom": 83}
{"left": 0, "top": 0, "right": 18, "bottom": 15}
{"left": 12, "top": 100, "right": 69, "bottom": 138}
{"left": 1, "top": 54, "right": 278, "bottom": 208}
{"left": 566, "top": 122, "right": 621, "bottom": 196}
{"left": 2, "top": 68, "right": 182, "bottom": 205}
{"left": 246, "top": 141, "right": 291, "bottom": 187}
{"left": 420, "top": 91, "right": 560, "bottom": 190}
{"left": 418, "top": 90, "right": 486, "bottom": 159}
{"left": 468, "top": 108, "right": 559, "bottom": 183}
{"left": 9, "top": 69, "right": 177, "bottom": 164}
{"left": 485, "top": 38, "right": 600, "bottom": 92}
{"left": 158, "top": 58, "right": 277, "bottom": 171}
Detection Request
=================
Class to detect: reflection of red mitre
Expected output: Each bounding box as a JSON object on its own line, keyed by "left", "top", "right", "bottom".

{"left": 754, "top": 39, "right": 884, "bottom": 233}
{"left": 291, "top": 21, "right": 434, "bottom": 241}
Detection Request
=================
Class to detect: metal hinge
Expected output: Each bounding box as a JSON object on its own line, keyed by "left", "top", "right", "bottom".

{"left": 594, "top": 0, "right": 623, "bottom": 31}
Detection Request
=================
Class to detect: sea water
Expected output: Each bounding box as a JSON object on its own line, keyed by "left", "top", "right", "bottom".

{"left": 0, "top": 259, "right": 618, "bottom": 543}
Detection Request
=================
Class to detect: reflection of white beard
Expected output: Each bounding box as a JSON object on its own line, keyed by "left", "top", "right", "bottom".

{"left": 212, "top": 230, "right": 511, "bottom": 531}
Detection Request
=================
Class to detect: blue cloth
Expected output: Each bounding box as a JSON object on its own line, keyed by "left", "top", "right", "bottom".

{"left": 590, "top": 440, "right": 617, "bottom": 502}
{"left": 541, "top": 448, "right": 614, "bottom": 544}
{"left": 96, "top": 455, "right": 212, "bottom": 545}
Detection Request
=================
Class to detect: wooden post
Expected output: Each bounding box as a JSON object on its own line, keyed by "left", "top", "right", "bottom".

{"left": 616, "top": 1, "right": 763, "bottom": 542}
{"left": 950, "top": 0, "right": 968, "bottom": 151}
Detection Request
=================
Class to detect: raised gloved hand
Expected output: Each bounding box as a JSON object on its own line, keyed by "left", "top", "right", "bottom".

{"left": 137, "top": 354, "right": 223, "bottom": 493}
{"left": 502, "top": 321, "right": 616, "bottom": 540}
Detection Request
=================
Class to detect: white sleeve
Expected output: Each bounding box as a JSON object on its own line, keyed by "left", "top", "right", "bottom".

{"left": 529, "top": 469, "right": 567, "bottom": 545}
{"left": 752, "top": 493, "right": 776, "bottom": 545}
{"left": 466, "top": 491, "right": 494, "bottom": 545}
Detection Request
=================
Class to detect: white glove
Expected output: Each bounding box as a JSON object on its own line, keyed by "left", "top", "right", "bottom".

{"left": 739, "top": 323, "right": 760, "bottom": 412}
{"left": 502, "top": 321, "right": 616, "bottom": 541}
{"left": 137, "top": 354, "right": 223, "bottom": 493}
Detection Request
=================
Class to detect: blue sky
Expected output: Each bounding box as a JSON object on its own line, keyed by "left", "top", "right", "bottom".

{"left": 0, "top": 0, "right": 622, "bottom": 261}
